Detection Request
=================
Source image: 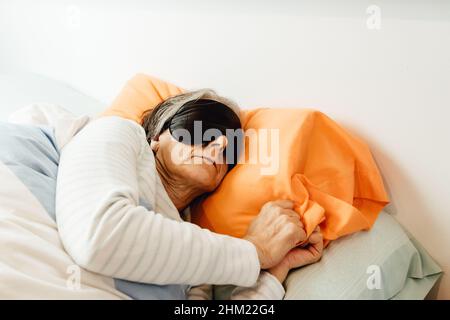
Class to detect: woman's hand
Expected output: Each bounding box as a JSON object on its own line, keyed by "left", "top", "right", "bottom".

{"left": 243, "top": 200, "right": 307, "bottom": 269}
{"left": 268, "top": 227, "right": 324, "bottom": 284}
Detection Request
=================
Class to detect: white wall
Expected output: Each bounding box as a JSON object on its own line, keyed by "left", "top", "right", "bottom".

{"left": 1, "top": 0, "right": 449, "bottom": 298}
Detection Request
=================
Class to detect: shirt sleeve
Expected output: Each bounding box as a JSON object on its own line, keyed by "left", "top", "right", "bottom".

{"left": 229, "top": 272, "right": 285, "bottom": 300}
{"left": 55, "top": 116, "right": 260, "bottom": 287}
{"left": 187, "top": 272, "right": 285, "bottom": 300}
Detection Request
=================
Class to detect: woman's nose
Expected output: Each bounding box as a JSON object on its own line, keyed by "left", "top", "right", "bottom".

{"left": 206, "top": 143, "right": 224, "bottom": 161}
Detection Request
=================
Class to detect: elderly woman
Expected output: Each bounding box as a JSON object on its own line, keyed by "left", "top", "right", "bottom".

{"left": 55, "top": 89, "right": 323, "bottom": 300}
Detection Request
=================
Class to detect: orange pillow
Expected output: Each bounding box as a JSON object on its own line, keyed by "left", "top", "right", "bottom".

{"left": 104, "top": 74, "right": 389, "bottom": 243}
{"left": 103, "top": 73, "right": 184, "bottom": 122}
{"left": 191, "top": 108, "right": 389, "bottom": 242}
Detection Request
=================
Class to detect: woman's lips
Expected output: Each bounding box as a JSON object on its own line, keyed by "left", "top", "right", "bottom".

{"left": 192, "top": 155, "right": 217, "bottom": 169}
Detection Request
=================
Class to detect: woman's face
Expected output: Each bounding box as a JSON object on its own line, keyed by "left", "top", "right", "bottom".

{"left": 151, "top": 129, "right": 229, "bottom": 192}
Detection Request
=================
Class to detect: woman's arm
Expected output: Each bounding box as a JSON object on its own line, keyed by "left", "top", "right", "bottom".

{"left": 55, "top": 117, "right": 260, "bottom": 287}
{"left": 188, "top": 228, "right": 323, "bottom": 300}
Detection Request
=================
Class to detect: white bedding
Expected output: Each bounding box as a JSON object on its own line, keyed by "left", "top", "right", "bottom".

{"left": 0, "top": 73, "right": 125, "bottom": 298}
{"left": 0, "top": 104, "right": 126, "bottom": 299}
{"left": 0, "top": 161, "right": 127, "bottom": 299}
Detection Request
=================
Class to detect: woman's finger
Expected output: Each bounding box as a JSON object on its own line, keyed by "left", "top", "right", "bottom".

{"left": 308, "top": 230, "right": 323, "bottom": 245}
{"left": 311, "top": 235, "right": 324, "bottom": 257}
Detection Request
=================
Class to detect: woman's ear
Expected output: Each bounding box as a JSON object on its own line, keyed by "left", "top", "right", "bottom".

{"left": 150, "top": 139, "right": 160, "bottom": 152}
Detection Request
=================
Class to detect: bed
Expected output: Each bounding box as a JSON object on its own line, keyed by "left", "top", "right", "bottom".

{"left": 0, "top": 73, "right": 442, "bottom": 299}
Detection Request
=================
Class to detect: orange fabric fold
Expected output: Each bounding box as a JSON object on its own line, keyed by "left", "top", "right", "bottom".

{"left": 102, "top": 73, "right": 184, "bottom": 123}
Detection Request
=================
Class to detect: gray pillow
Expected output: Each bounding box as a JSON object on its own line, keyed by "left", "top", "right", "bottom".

{"left": 284, "top": 211, "right": 441, "bottom": 299}
{"left": 215, "top": 212, "right": 442, "bottom": 300}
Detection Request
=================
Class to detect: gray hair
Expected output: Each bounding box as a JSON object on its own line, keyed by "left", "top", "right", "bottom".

{"left": 141, "top": 89, "right": 241, "bottom": 142}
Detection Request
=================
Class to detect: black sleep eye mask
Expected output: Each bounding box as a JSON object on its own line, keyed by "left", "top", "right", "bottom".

{"left": 162, "top": 98, "right": 243, "bottom": 169}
